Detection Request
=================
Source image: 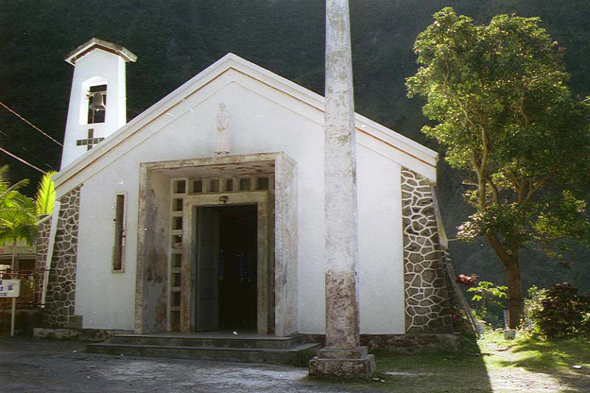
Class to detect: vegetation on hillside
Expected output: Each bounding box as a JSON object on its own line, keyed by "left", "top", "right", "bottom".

{"left": 1, "top": 0, "right": 589, "bottom": 292}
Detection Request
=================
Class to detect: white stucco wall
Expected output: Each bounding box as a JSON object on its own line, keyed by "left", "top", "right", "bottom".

{"left": 62, "top": 49, "right": 127, "bottom": 169}
{"left": 357, "top": 148, "right": 405, "bottom": 334}
{"left": 70, "top": 69, "right": 413, "bottom": 334}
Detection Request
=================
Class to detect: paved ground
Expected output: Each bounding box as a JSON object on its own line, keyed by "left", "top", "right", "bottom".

{"left": 0, "top": 336, "right": 382, "bottom": 393}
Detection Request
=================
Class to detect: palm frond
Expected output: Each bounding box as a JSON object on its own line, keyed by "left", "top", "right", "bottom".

{"left": 36, "top": 171, "right": 57, "bottom": 216}
{"left": 0, "top": 178, "right": 29, "bottom": 201}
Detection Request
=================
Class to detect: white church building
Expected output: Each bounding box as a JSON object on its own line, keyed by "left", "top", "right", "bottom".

{"left": 36, "top": 38, "right": 456, "bottom": 343}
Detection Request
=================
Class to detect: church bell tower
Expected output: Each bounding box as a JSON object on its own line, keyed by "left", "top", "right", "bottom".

{"left": 61, "top": 38, "right": 137, "bottom": 169}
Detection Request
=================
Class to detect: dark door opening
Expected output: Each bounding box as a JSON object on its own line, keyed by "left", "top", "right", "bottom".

{"left": 218, "top": 204, "right": 258, "bottom": 330}
{"left": 196, "top": 204, "right": 258, "bottom": 331}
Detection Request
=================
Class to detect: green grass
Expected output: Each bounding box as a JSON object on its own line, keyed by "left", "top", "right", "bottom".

{"left": 490, "top": 333, "right": 590, "bottom": 370}
{"left": 349, "top": 332, "right": 590, "bottom": 393}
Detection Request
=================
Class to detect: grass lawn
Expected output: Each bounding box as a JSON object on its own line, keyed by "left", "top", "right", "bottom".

{"left": 353, "top": 331, "right": 590, "bottom": 393}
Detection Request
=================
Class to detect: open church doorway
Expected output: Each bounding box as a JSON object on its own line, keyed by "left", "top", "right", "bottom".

{"left": 195, "top": 205, "right": 258, "bottom": 332}
{"left": 181, "top": 190, "right": 272, "bottom": 334}
{"left": 137, "top": 155, "right": 297, "bottom": 336}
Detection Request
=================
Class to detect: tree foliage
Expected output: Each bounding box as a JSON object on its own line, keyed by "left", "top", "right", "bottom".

{"left": 0, "top": 166, "right": 37, "bottom": 271}
{"left": 468, "top": 280, "right": 507, "bottom": 321}
{"left": 407, "top": 8, "right": 590, "bottom": 327}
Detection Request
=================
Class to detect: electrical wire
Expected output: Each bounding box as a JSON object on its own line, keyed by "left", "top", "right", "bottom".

{"left": 0, "top": 146, "right": 47, "bottom": 174}
{"left": 0, "top": 101, "right": 63, "bottom": 147}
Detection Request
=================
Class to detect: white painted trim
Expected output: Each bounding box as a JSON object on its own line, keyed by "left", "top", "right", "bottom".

{"left": 431, "top": 187, "right": 448, "bottom": 249}
{"left": 35, "top": 214, "right": 52, "bottom": 226}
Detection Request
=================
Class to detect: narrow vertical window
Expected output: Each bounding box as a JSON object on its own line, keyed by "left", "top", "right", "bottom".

{"left": 257, "top": 177, "right": 269, "bottom": 190}
{"left": 209, "top": 179, "right": 220, "bottom": 192}
{"left": 193, "top": 180, "right": 203, "bottom": 193}
{"left": 239, "top": 178, "right": 251, "bottom": 191}
{"left": 113, "top": 194, "right": 125, "bottom": 272}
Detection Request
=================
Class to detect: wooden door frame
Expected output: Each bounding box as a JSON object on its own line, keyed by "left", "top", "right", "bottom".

{"left": 195, "top": 207, "right": 220, "bottom": 332}
{"left": 181, "top": 191, "right": 272, "bottom": 334}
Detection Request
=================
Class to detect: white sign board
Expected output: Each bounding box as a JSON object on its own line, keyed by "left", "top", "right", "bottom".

{"left": 0, "top": 280, "right": 20, "bottom": 298}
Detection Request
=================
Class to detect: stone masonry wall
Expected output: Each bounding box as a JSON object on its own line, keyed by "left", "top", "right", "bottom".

{"left": 34, "top": 215, "right": 52, "bottom": 305}
{"left": 43, "top": 186, "right": 81, "bottom": 328}
{"left": 441, "top": 249, "right": 465, "bottom": 332}
{"left": 401, "top": 169, "right": 453, "bottom": 333}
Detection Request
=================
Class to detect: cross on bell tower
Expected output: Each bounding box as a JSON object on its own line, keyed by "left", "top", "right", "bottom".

{"left": 76, "top": 129, "right": 104, "bottom": 151}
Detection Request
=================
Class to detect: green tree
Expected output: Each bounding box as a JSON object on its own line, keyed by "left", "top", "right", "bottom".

{"left": 406, "top": 8, "right": 590, "bottom": 328}
{"left": 0, "top": 166, "right": 36, "bottom": 273}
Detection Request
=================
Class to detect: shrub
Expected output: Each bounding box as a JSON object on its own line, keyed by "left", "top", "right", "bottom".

{"left": 467, "top": 281, "right": 507, "bottom": 324}
{"left": 524, "top": 285, "right": 546, "bottom": 331}
{"left": 527, "top": 282, "right": 590, "bottom": 339}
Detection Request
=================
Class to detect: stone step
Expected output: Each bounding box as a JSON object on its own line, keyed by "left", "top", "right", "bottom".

{"left": 107, "top": 334, "right": 307, "bottom": 349}
{"left": 86, "top": 342, "right": 321, "bottom": 366}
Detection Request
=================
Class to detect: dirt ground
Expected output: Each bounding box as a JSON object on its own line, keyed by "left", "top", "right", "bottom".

{"left": 1, "top": 335, "right": 588, "bottom": 392}
{"left": 0, "top": 336, "right": 381, "bottom": 393}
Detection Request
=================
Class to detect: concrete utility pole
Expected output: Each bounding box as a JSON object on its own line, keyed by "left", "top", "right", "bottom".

{"left": 309, "top": 0, "right": 375, "bottom": 378}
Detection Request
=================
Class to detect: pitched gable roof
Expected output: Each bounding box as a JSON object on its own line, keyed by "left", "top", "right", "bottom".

{"left": 65, "top": 38, "right": 137, "bottom": 65}
{"left": 54, "top": 53, "right": 438, "bottom": 190}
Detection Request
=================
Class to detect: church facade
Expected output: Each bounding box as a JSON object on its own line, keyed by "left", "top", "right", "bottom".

{"left": 36, "top": 39, "right": 455, "bottom": 339}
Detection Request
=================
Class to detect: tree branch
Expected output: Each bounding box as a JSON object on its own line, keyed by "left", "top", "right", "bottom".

{"left": 526, "top": 178, "right": 548, "bottom": 201}
{"left": 480, "top": 125, "right": 490, "bottom": 173}
{"left": 470, "top": 150, "right": 481, "bottom": 175}
{"left": 518, "top": 179, "right": 526, "bottom": 203}
{"left": 487, "top": 176, "right": 500, "bottom": 204}
{"left": 485, "top": 229, "right": 513, "bottom": 267}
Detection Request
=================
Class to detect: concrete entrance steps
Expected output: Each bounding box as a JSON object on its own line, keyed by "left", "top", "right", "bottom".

{"left": 86, "top": 332, "right": 321, "bottom": 365}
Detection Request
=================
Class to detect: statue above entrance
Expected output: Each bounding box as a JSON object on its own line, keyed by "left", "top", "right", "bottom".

{"left": 215, "top": 103, "right": 231, "bottom": 155}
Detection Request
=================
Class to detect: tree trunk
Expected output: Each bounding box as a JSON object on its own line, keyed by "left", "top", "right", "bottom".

{"left": 505, "top": 256, "right": 523, "bottom": 329}
{"left": 485, "top": 230, "right": 524, "bottom": 329}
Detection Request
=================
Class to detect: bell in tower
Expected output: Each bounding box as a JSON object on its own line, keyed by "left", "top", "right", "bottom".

{"left": 88, "top": 86, "right": 107, "bottom": 124}
{"left": 89, "top": 92, "right": 106, "bottom": 111}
